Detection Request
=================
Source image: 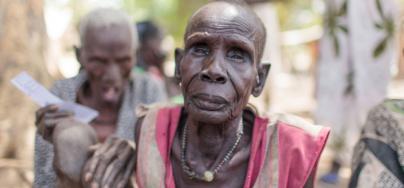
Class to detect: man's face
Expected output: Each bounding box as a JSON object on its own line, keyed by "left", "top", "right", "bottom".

{"left": 79, "top": 24, "right": 134, "bottom": 104}
{"left": 177, "top": 2, "right": 265, "bottom": 124}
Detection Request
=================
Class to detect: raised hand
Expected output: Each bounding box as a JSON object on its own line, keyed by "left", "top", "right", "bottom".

{"left": 35, "top": 104, "right": 74, "bottom": 141}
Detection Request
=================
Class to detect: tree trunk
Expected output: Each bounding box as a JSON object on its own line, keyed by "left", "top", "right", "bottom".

{"left": 0, "top": 0, "right": 48, "bottom": 187}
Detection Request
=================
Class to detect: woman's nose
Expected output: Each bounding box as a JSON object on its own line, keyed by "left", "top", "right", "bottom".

{"left": 199, "top": 59, "right": 227, "bottom": 84}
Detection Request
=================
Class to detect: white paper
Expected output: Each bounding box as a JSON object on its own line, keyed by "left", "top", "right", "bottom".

{"left": 57, "top": 102, "right": 99, "bottom": 124}
{"left": 11, "top": 72, "right": 99, "bottom": 123}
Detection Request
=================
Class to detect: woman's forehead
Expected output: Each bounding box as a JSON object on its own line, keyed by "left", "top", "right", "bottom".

{"left": 186, "top": 3, "right": 258, "bottom": 38}
{"left": 185, "top": 2, "right": 264, "bottom": 44}
{"left": 192, "top": 1, "right": 242, "bottom": 21}
{"left": 188, "top": 17, "right": 255, "bottom": 39}
{"left": 184, "top": 1, "right": 266, "bottom": 60}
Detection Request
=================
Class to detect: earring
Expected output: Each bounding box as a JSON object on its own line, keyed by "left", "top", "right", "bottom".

{"left": 256, "top": 76, "right": 260, "bottom": 84}
{"left": 179, "top": 82, "right": 182, "bottom": 87}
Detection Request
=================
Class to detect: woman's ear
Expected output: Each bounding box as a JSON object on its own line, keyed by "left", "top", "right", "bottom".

{"left": 252, "top": 63, "right": 271, "bottom": 97}
{"left": 174, "top": 48, "right": 184, "bottom": 84}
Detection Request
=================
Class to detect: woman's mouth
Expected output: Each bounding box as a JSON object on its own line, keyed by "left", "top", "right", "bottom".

{"left": 191, "top": 93, "right": 228, "bottom": 111}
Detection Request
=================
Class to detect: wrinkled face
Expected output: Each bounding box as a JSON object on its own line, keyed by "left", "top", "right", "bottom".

{"left": 79, "top": 24, "right": 134, "bottom": 104}
{"left": 176, "top": 2, "right": 267, "bottom": 124}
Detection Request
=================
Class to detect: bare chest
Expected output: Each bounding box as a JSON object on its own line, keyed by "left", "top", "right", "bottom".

{"left": 170, "top": 135, "right": 251, "bottom": 188}
{"left": 77, "top": 93, "right": 120, "bottom": 143}
{"left": 90, "top": 113, "right": 118, "bottom": 143}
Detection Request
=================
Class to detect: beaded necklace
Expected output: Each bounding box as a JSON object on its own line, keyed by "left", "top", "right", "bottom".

{"left": 180, "top": 117, "right": 244, "bottom": 182}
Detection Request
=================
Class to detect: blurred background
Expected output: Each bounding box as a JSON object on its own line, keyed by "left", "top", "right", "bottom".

{"left": 0, "top": 0, "right": 404, "bottom": 187}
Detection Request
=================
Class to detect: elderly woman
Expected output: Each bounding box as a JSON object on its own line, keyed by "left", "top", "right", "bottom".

{"left": 49, "top": 1, "right": 330, "bottom": 188}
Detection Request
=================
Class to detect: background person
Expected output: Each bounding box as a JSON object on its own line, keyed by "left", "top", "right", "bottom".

{"left": 34, "top": 8, "right": 166, "bottom": 187}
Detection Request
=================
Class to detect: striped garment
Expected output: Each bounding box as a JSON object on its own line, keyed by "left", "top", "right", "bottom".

{"left": 34, "top": 71, "right": 167, "bottom": 188}
{"left": 135, "top": 105, "right": 330, "bottom": 188}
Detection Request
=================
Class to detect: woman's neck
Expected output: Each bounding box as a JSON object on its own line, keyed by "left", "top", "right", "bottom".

{"left": 186, "top": 115, "right": 242, "bottom": 162}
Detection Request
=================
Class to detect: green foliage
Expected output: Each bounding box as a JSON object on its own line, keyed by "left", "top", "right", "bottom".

{"left": 374, "top": 35, "right": 388, "bottom": 58}
{"left": 372, "top": 0, "right": 395, "bottom": 58}
{"left": 375, "top": 0, "right": 384, "bottom": 19}
{"left": 332, "top": 33, "right": 340, "bottom": 57}
{"left": 385, "top": 100, "right": 404, "bottom": 114}
{"left": 324, "top": 0, "right": 348, "bottom": 57}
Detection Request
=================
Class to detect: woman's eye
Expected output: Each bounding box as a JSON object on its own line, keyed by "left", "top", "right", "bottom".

{"left": 228, "top": 48, "right": 246, "bottom": 62}
{"left": 191, "top": 44, "right": 209, "bottom": 56}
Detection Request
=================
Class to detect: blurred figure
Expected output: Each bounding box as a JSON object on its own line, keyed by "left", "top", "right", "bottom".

{"left": 349, "top": 99, "right": 404, "bottom": 187}
{"left": 135, "top": 20, "right": 167, "bottom": 79}
{"left": 34, "top": 8, "right": 166, "bottom": 187}
{"left": 316, "top": 0, "right": 399, "bottom": 184}
{"left": 135, "top": 20, "right": 182, "bottom": 103}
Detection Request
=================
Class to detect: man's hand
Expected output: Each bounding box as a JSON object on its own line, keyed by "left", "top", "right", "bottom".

{"left": 82, "top": 137, "right": 136, "bottom": 188}
{"left": 35, "top": 104, "right": 74, "bottom": 141}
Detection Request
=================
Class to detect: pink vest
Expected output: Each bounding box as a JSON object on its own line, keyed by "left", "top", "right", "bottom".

{"left": 135, "top": 105, "right": 330, "bottom": 188}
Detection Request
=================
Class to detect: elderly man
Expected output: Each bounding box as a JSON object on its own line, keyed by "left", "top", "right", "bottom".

{"left": 34, "top": 8, "right": 166, "bottom": 187}
{"left": 51, "top": 1, "right": 330, "bottom": 188}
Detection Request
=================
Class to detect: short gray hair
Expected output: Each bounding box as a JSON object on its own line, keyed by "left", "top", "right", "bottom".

{"left": 79, "top": 8, "right": 138, "bottom": 49}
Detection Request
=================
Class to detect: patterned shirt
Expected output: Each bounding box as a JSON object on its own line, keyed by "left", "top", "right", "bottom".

{"left": 350, "top": 99, "right": 404, "bottom": 188}
{"left": 34, "top": 71, "right": 167, "bottom": 187}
